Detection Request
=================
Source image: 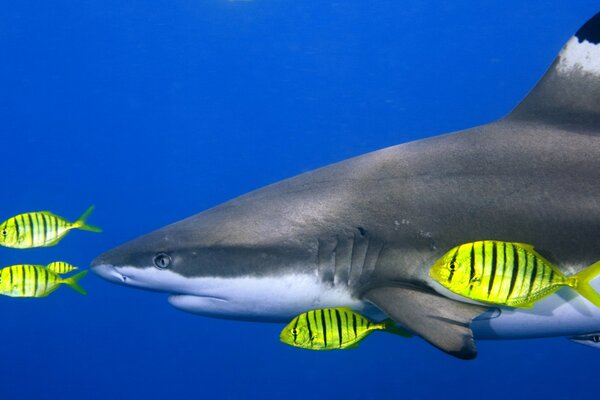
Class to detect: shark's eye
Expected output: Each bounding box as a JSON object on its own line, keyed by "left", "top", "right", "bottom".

{"left": 153, "top": 253, "right": 172, "bottom": 269}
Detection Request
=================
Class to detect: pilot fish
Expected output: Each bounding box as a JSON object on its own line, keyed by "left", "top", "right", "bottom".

{"left": 280, "top": 307, "right": 411, "bottom": 350}
{"left": 46, "top": 261, "right": 78, "bottom": 275}
{"left": 0, "top": 205, "right": 101, "bottom": 249}
{"left": 0, "top": 265, "right": 87, "bottom": 297}
{"left": 429, "top": 241, "right": 600, "bottom": 308}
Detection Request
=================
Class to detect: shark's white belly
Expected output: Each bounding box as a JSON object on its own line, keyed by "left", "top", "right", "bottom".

{"left": 166, "top": 273, "right": 373, "bottom": 322}
{"left": 115, "top": 265, "right": 600, "bottom": 338}
{"left": 428, "top": 275, "right": 600, "bottom": 339}
{"left": 115, "top": 266, "right": 371, "bottom": 322}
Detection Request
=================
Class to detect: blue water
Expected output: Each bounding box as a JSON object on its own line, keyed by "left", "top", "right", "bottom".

{"left": 1, "top": 1, "right": 598, "bottom": 399}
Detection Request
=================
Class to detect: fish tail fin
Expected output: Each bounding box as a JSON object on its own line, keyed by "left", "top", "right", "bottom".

{"left": 573, "top": 261, "right": 600, "bottom": 308}
{"left": 381, "top": 319, "right": 412, "bottom": 338}
{"left": 73, "top": 205, "right": 102, "bottom": 232}
{"left": 62, "top": 271, "right": 88, "bottom": 295}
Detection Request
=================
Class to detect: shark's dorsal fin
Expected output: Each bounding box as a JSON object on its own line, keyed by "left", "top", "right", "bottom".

{"left": 507, "top": 12, "right": 600, "bottom": 131}
{"left": 364, "top": 286, "right": 489, "bottom": 360}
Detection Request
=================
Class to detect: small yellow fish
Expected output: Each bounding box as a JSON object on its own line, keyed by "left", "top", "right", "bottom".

{"left": 280, "top": 307, "right": 411, "bottom": 350}
{"left": 0, "top": 264, "right": 87, "bottom": 297}
{"left": 46, "top": 261, "right": 78, "bottom": 275}
{"left": 0, "top": 205, "right": 101, "bottom": 249}
{"left": 429, "top": 240, "right": 600, "bottom": 308}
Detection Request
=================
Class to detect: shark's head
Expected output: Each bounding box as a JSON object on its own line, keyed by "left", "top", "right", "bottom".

{"left": 91, "top": 215, "right": 316, "bottom": 292}
{"left": 90, "top": 229, "right": 184, "bottom": 292}
{"left": 89, "top": 211, "right": 268, "bottom": 296}
{"left": 89, "top": 209, "right": 363, "bottom": 322}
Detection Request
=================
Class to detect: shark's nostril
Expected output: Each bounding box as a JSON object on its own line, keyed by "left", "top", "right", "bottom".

{"left": 90, "top": 256, "right": 104, "bottom": 269}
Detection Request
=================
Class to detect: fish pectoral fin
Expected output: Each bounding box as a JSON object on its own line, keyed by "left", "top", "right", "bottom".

{"left": 363, "top": 286, "right": 489, "bottom": 360}
{"left": 343, "top": 342, "right": 361, "bottom": 350}
{"left": 44, "top": 237, "right": 63, "bottom": 247}
{"left": 517, "top": 301, "right": 535, "bottom": 309}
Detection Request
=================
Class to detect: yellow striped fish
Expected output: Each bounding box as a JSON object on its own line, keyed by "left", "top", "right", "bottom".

{"left": 280, "top": 307, "right": 411, "bottom": 350}
{"left": 0, "top": 265, "right": 87, "bottom": 297}
{"left": 0, "top": 205, "right": 101, "bottom": 249}
{"left": 46, "top": 261, "right": 78, "bottom": 275}
{"left": 429, "top": 240, "right": 600, "bottom": 308}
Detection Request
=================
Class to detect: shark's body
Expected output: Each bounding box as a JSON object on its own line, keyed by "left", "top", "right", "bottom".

{"left": 93, "top": 13, "right": 600, "bottom": 359}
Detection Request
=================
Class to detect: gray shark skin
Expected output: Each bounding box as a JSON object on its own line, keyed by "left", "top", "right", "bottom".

{"left": 92, "top": 13, "right": 600, "bottom": 359}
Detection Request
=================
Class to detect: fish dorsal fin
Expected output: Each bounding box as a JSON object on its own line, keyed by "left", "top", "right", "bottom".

{"left": 364, "top": 286, "right": 489, "bottom": 360}
{"left": 506, "top": 12, "right": 600, "bottom": 132}
{"left": 511, "top": 243, "right": 559, "bottom": 266}
{"left": 512, "top": 242, "right": 535, "bottom": 251}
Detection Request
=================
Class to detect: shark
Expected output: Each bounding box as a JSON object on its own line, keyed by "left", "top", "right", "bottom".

{"left": 92, "top": 12, "right": 600, "bottom": 359}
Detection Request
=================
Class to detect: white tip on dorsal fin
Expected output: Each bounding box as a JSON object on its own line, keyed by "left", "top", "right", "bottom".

{"left": 506, "top": 12, "right": 600, "bottom": 131}
{"left": 557, "top": 36, "right": 600, "bottom": 76}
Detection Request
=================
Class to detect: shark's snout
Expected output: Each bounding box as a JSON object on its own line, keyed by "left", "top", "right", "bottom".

{"left": 91, "top": 256, "right": 127, "bottom": 284}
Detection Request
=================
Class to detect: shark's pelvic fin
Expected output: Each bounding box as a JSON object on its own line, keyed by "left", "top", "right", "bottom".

{"left": 507, "top": 12, "right": 600, "bottom": 129}
{"left": 364, "top": 287, "right": 489, "bottom": 360}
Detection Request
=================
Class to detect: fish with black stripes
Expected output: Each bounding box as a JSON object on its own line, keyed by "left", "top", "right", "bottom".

{"left": 429, "top": 241, "right": 600, "bottom": 309}
{"left": 0, "top": 205, "right": 102, "bottom": 249}
{"left": 280, "top": 307, "right": 411, "bottom": 350}
{"left": 46, "top": 261, "right": 78, "bottom": 275}
{"left": 0, "top": 264, "right": 88, "bottom": 297}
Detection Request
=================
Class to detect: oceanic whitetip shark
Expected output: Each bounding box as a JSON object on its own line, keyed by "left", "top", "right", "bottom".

{"left": 92, "top": 12, "right": 600, "bottom": 359}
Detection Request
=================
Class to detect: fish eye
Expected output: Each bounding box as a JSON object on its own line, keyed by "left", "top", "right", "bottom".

{"left": 449, "top": 261, "right": 456, "bottom": 271}
{"left": 1, "top": 229, "right": 6, "bottom": 236}
{"left": 153, "top": 253, "right": 172, "bottom": 269}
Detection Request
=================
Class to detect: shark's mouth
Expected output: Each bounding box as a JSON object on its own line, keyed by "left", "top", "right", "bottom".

{"left": 91, "top": 263, "right": 228, "bottom": 300}
{"left": 91, "top": 263, "right": 128, "bottom": 285}
{"left": 170, "top": 293, "right": 229, "bottom": 302}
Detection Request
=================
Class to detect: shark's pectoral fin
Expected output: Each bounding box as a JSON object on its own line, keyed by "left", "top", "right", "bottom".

{"left": 363, "top": 286, "right": 489, "bottom": 360}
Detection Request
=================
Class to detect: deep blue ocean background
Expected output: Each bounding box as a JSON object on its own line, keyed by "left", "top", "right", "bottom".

{"left": 1, "top": 1, "right": 599, "bottom": 399}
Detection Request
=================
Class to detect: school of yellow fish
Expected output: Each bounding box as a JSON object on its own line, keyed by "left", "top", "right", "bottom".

{"left": 281, "top": 240, "right": 600, "bottom": 351}
{"left": 0, "top": 206, "right": 101, "bottom": 298}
